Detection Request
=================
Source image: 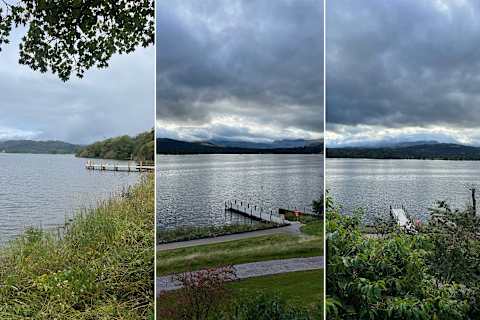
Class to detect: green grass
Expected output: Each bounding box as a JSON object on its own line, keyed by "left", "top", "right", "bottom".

{"left": 301, "top": 221, "right": 323, "bottom": 236}
{"left": 0, "top": 174, "right": 154, "bottom": 320}
{"left": 157, "top": 221, "right": 323, "bottom": 276}
{"left": 229, "top": 270, "right": 323, "bottom": 309}
{"left": 157, "top": 270, "right": 324, "bottom": 319}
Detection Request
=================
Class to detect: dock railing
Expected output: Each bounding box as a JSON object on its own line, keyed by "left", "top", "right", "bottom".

{"left": 225, "top": 200, "right": 289, "bottom": 225}
{"left": 85, "top": 160, "right": 155, "bottom": 172}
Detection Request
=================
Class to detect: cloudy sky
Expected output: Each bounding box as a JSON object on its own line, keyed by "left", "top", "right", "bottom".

{"left": 0, "top": 29, "right": 154, "bottom": 145}
{"left": 327, "top": 0, "right": 480, "bottom": 147}
{"left": 156, "top": 0, "right": 324, "bottom": 143}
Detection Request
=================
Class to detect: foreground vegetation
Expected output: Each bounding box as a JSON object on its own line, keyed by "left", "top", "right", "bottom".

{"left": 327, "top": 196, "right": 480, "bottom": 319}
{"left": 76, "top": 129, "right": 154, "bottom": 161}
{"left": 0, "top": 175, "right": 154, "bottom": 319}
{"left": 158, "top": 270, "right": 323, "bottom": 319}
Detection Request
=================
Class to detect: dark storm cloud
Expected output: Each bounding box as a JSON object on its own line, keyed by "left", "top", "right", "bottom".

{"left": 328, "top": 0, "right": 480, "bottom": 142}
{"left": 156, "top": 0, "right": 324, "bottom": 140}
{"left": 0, "top": 30, "right": 154, "bottom": 144}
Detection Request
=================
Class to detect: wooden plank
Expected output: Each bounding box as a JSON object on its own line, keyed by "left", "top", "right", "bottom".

{"left": 390, "top": 207, "right": 417, "bottom": 233}
{"left": 391, "top": 208, "right": 409, "bottom": 227}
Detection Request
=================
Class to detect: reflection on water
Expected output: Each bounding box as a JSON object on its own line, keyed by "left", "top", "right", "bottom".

{"left": 157, "top": 154, "right": 324, "bottom": 229}
{"left": 0, "top": 154, "right": 140, "bottom": 244}
{"left": 327, "top": 159, "right": 480, "bottom": 221}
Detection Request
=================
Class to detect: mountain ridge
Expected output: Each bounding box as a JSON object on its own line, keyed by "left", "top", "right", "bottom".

{"left": 157, "top": 138, "right": 323, "bottom": 154}
{"left": 327, "top": 142, "right": 480, "bottom": 160}
{"left": 207, "top": 138, "right": 322, "bottom": 149}
{"left": 0, "top": 140, "right": 81, "bottom": 154}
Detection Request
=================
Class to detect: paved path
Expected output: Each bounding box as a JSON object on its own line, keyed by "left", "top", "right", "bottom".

{"left": 157, "top": 256, "right": 323, "bottom": 294}
{"left": 157, "top": 222, "right": 302, "bottom": 252}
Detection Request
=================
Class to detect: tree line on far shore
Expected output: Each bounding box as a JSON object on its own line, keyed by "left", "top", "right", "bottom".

{"left": 76, "top": 129, "right": 154, "bottom": 161}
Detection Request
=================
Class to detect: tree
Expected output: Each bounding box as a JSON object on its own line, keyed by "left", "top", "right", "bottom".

{"left": 0, "top": 0, "right": 154, "bottom": 81}
{"left": 313, "top": 196, "right": 323, "bottom": 215}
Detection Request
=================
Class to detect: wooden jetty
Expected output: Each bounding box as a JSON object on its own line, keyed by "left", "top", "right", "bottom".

{"left": 390, "top": 205, "right": 416, "bottom": 232}
{"left": 225, "top": 200, "right": 289, "bottom": 225}
{"left": 85, "top": 160, "right": 154, "bottom": 172}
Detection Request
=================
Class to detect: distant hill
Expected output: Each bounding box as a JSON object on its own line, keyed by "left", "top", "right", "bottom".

{"left": 333, "top": 140, "right": 441, "bottom": 148}
{"left": 392, "top": 140, "right": 440, "bottom": 148}
{"left": 327, "top": 143, "right": 480, "bottom": 160}
{"left": 76, "top": 130, "right": 154, "bottom": 161}
{"left": 209, "top": 139, "right": 321, "bottom": 149}
{"left": 157, "top": 138, "right": 323, "bottom": 154}
{"left": 0, "top": 140, "right": 81, "bottom": 154}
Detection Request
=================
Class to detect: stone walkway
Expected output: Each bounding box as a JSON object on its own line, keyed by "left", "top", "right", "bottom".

{"left": 156, "top": 256, "right": 323, "bottom": 294}
{"left": 157, "top": 222, "right": 303, "bottom": 252}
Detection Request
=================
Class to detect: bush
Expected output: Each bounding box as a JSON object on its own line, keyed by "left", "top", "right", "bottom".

{"left": 157, "top": 266, "right": 236, "bottom": 320}
{"left": 326, "top": 196, "right": 477, "bottom": 320}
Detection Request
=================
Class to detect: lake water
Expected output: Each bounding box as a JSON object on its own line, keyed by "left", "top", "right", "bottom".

{"left": 157, "top": 154, "right": 324, "bottom": 229}
{"left": 0, "top": 154, "right": 140, "bottom": 244}
{"left": 327, "top": 159, "right": 480, "bottom": 221}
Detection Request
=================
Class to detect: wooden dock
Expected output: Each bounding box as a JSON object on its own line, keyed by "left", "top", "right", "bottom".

{"left": 225, "top": 200, "right": 289, "bottom": 225}
{"left": 390, "top": 205, "right": 416, "bottom": 232}
{"left": 85, "top": 161, "right": 154, "bottom": 172}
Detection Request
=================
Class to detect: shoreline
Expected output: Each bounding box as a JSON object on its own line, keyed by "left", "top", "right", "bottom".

{"left": 0, "top": 174, "right": 155, "bottom": 318}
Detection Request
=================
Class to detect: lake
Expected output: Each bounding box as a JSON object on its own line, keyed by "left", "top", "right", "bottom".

{"left": 157, "top": 154, "right": 324, "bottom": 229}
{"left": 0, "top": 154, "right": 140, "bottom": 244}
{"left": 327, "top": 158, "right": 480, "bottom": 221}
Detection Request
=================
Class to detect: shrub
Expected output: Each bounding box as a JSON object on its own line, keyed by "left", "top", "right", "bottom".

{"left": 326, "top": 196, "right": 476, "bottom": 320}
{"left": 158, "top": 266, "right": 237, "bottom": 320}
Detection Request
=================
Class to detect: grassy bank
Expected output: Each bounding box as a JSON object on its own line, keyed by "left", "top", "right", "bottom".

{"left": 0, "top": 174, "right": 154, "bottom": 319}
{"left": 157, "top": 222, "right": 278, "bottom": 244}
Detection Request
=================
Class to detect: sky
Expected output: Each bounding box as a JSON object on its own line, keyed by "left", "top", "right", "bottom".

{"left": 0, "top": 29, "right": 154, "bottom": 145}
{"left": 156, "top": 0, "right": 324, "bottom": 143}
{"left": 327, "top": 0, "right": 480, "bottom": 147}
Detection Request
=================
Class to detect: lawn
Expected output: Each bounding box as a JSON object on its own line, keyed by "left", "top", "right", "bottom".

{"left": 229, "top": 269, "right": 323, "bottom": 310}
{"left": 157, "top": 270, "right": 324, "bottom": 319}
{"left": 157, "top": 222, "right": 323, "bottom": 276}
